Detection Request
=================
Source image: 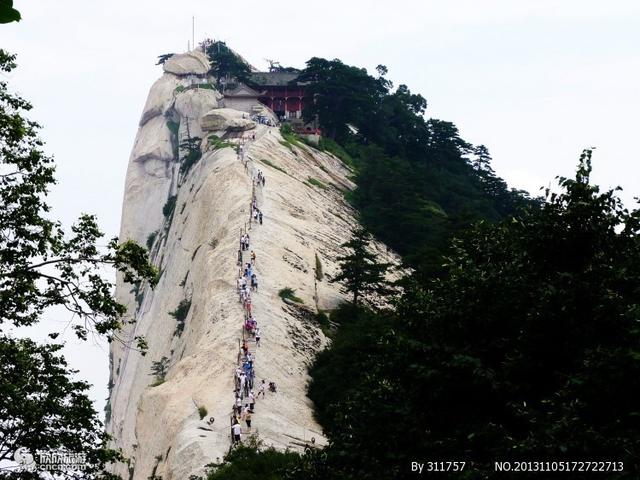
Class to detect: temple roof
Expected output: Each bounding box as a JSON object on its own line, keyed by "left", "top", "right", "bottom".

{"left": 249, "top": 71, "right": 302, "bottom": 86}
{"left": 224, "top": 84, "right": 264, "bottom": 97}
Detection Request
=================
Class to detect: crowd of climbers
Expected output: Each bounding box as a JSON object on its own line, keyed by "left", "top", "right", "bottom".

{"left": 230, "top": 132, "right": 276, "bottom": 445}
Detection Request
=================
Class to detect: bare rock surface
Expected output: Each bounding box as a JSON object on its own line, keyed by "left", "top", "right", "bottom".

{"left": 139, "top": 75, "right": 183, "bottom": 126}
{"left": 162, "top": 50, "right": 210, "bottom": 76}
{"left": 202, "top": 107, "right": 256, "bottom": 132}
{"left": 108, "top": 70, "right": 398, "bottom": 480}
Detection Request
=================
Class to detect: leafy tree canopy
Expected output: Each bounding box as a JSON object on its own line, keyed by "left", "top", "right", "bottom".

{"left": 330, "top": 228, "right": 392, "bottom": 305}
{"left": 203, "top": 40, "right": 251, "bottom": 87}
{"left": 0, "top": 0, "right": 20, "bottom": 24}
{"left": 206, "top": 440, "right": 302, "bottom": 480}
{"left": 0, "top": 336, "right": 122, "bottom": 479}
{"left": 305, "top": 151, "right": 640, "bottom": 479}
{"left": 297, "top": 57, "right": 537, "bottom": 277}
{"left": 1, "top": 50, "right": 157, "bottom": 476}
{"left": 296, "top": 57, "right": 390, "bottom": 142}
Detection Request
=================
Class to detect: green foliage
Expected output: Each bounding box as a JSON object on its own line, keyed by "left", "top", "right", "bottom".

{"left": 156, "top": 53, "right": 175, "bottom": 65}
{"left": 104, "top": 399, "right": 112, "bottom": 424}
{"left": 279, "top": 139, "right": 295, "bottom": 152}
{"left": 297, "top": 135, "right": 322, "bottom": 150}
{"left": 280, "top": 123, "right": 294, "bottom": 135}
{"left": 305, "top": 153, "right": 640, "bottom": 479}
{"left": 149, "top": 356, "right": 170, "bottom": 385}
{"left": 0, "top": 0, "right": 20, "bottom": 24}
{"left": 175, "top": 83, "right": 215, "bottom": 94}
{"left": 331, "top": 228, "right": 393, "bottom": 305}
{"left": 278, "top": 124, "right": 302, "bottom": 153}
{"left": 166, "top": 119, "right": 180, "bottom": 137}
{"left": 206, "top": 440, "right": 301, "bottom": 480}
{"left": 307, "top": 177, "right": 327, "bottom": 190}
{"left": 146, "top": 230, "right": 158, "bottom": 250}
{"left": 351, "top": 127, "right": 538, "bottom": 278}
{"left": 204, "top": 40, "right": 251, "bottom": 87}
{"left": 260, "top": 159, "right": 287, "bottom": 175}
{"left": 278, "top": 288, "right": 303, "bottom": 304}
{"left": 318, "top": 137, "right": 355, "bottom": 170}
{"left": 208, "top": 134, "right": 234, "bottom": 150}
{"left": 169, "top": 298, "right": 192, "bottom": 323}
{"left": 279, "top": 123, "right": 301, "bottom": 148}
{"left": 174, "top": 322, "right": 185, "bottom": 337}
{"left": 307, "top": 303, "right": 388, "bottom": 424}
{"left": 198, "top": 405, "right": 208, "bottom": 420}
{"left": 297, "top": 57, "right": 390, "bottom": 142}
{"left": 163, "top": 195, "right": 178, "bottom": 219}
{"left": 179, "top": 136, "right": 203, "bottom": 176}
{"left": 314, "top": 253, "right": 323, "bottom": 281}
{"left": 0, "top": 336, "right": 123, "bottom": 473}
{"left": 0, "top": 50, "right": 156, "bottom": 344}
{"left": 170, "top": 298, "right": 192, "bottom": 337}
{"left": 297, "top": 57, "right": 537, "bottom": 278}
{"left": 166, "top": 119, "right": 180, "bottom": 159}
{"left": 314, "top": 311, "right": 331, "bottom": 337}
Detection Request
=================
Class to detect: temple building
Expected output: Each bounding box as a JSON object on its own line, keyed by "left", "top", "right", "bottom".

{"left": 223, "top": 71, "right": 312, "bottom": 125}
{"left": 249, "top": 71, "right": 309, "bottom": 120}
{"left": 222, "top": 84, "right": 265, "bottom": 115}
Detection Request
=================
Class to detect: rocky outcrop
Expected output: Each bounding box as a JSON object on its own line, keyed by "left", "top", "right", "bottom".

{"left": 162, "top": 50, "right": 210, "bottom": 76}
{"left": 174, "top": 89, "right": 221, "bottom": 140}
{"left": 201, "top": 108, "right": 256, "bottom": 132}
{"left": 139, "top": 75, "right": 183, "bottom": 127}
{"left": 108, "top": 55, "right": 398, "bottom": 480}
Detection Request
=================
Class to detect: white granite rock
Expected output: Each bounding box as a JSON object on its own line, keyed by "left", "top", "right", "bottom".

{"left": 108, "top": 70, "right": 399, "bottom": 480}
{"left": 139, "top": 75, "right": 181, "bottom": 126}
{"left": 201, "top": 108, "right": 256, "bottom": 132}
{"left": 130, "top": 115, "right": 174, "bottom": 165}
{"left": 163, "top": 51, "right": 210, "bottom": 76}
{"left": 174, "top": 89, "right": 219, "bottom": 140}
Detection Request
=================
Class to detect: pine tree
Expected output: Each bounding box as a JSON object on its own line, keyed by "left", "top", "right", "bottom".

{"left": 331, "top": 228, "right": 392, "bottom": 305}
{"left": 150, "top": 356, "right": 170, "bottom": 383}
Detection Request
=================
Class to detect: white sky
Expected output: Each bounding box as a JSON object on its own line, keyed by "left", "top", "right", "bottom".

{"left": 2, "top": 0, "right": 640, "bottom": 416}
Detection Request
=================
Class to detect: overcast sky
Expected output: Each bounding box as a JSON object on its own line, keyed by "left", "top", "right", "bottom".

{"left": 3, "top": 0, "right": 640, "bottom": 416}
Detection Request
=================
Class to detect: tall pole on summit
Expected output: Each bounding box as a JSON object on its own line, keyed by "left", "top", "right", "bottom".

{"left": 192, "top": 16, "right": 195, "bottom": 51}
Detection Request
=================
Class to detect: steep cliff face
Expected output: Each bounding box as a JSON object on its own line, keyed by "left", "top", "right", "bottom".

{"left": 107, "top": 51, "right": 397, "bottom": 480}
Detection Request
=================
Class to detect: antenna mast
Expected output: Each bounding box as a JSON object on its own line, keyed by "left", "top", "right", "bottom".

{"left": 192, "top": 16, "right": 195, "bottom": 51}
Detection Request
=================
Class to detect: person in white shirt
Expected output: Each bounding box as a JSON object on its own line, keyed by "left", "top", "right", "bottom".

{"left": 232, "top": 422, "right": 242, "bottom": 443}
{"left": 239, "top": 373, "right": 246, "bottom": 394}
{"left": 235, "top": 368, "right": 242, "bottom": 390}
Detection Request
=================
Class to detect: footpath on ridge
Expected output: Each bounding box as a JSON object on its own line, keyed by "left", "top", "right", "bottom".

{"left": 226, "top": 125, "right": 320, "bottom": 450}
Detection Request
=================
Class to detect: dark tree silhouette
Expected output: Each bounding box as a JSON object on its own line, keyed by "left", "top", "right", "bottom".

{"left": 331, "top": 228, "right": 392, "bottom": 305}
